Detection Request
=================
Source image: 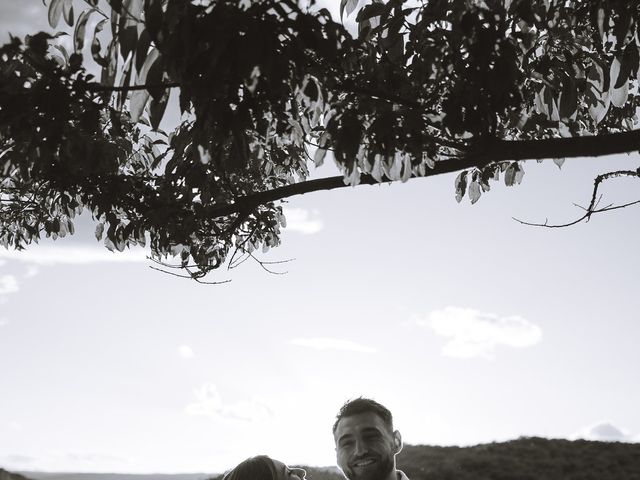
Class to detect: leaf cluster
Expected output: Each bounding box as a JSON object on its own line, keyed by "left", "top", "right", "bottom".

{"left": 2, "top": 0, "right": 640, "bottom": 279}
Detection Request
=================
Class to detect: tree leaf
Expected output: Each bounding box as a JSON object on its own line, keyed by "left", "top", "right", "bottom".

{"left": 505, "top": 162, "right": 518, "bottom": 186}
{"left": 48, "top": 0, "right": 64, "bottom": 28}
{"left": 95, "top": 222, "right": 104, "bottom": 241}
{"left": 144, "top": 0, "right": 163, "bottom": 42}
{"left": 135, "top": 28, "right": 151, "bottom": 73}
{"left": 91, "top": 18, "right": 108, "bottom": 66}
{"left": 610, "top": 57, "right": 622, "bottom": 90}
{"left": 62, "top": 0, "right": 74, "bottom": 26}
{"left": 119, "top": 25, "right": 138, "bottom": 60}
{"left": 145, "top": 52, "right": 165, "bottom": 100}
{"left": 314, "top": 147, "right": 327, "bottom": 167}
{"left": 617, "top": 43, "right": 639, "bottom": 88}
{"left": 469, "top": 181, "right": 481, "bottom": 204}
{"left": 74, "top": 8, "right": 96, "bottom": 52}
{"left": 137, "top": 47, "right": 160, "bottom": 84}
{"left": 610, "top": 80, "right": 628, "bottom": 108}
{"left": 340, "top": 0, "right": 359, "bottom": 19}
{"left": 130, "top": 88, "right": 150, "bottom": 122}
{"left": 107, "top": 0, "right": 123, "bottom": 13}
{"left": 553, "top": 158, "right": 565, "bottom": 170}
{"left": 100, "top": 39, "right": 119, "bottom": 87}
{"left": 454, "top": 170, "right": 468, "bottom": 202}
{"left": 149, "top": 89, "right": 169, "bottom": 130}
{"left": 559, "top": 74, "right": 577, "bottom": 120}
{"left": 116, "top": 54, "right": 134, "bottom": 110}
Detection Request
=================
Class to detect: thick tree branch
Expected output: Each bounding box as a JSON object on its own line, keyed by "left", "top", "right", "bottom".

{"left": 204, "top": 130, "right": 640, "bottom": 219}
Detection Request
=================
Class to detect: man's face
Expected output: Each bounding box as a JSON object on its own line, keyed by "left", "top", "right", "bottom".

{"left": 334, "top": 412, "right": 401, "bottom": 480}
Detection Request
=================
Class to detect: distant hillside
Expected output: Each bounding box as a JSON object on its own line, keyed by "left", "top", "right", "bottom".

{"left": 397, "top": 437, "right": 640, "bottom": 480}
{"left": 1, "top": 470, "right": 34, "bottom": 480}
{"left": 8, "top": 437, "right": 640, "bottom": 480}
{"left": 20, "top": 474, "right": 210, "bottom": 480}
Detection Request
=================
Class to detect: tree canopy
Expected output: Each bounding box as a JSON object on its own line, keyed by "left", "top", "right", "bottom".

{"left": 1, "top": 0, "right": 639, "bottom": 280}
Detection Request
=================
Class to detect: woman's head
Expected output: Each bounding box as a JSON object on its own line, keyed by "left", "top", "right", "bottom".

{"left": 223, "top": 456, "right": 306, "bottom": 480}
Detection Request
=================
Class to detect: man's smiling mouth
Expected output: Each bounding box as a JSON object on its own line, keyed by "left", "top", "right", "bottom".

{"left": 353, "top": 459, "right": 377, "bottom": 467}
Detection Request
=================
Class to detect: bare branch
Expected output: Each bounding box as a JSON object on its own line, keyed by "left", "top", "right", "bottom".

{"left": 513, "top": 169, "right": 640, "bottom": 228}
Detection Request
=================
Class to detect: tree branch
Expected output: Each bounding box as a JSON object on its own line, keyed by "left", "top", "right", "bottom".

{"left": 82, "top": 82, "right": 181, "bottom": 93}
{"left": 203, "top": 130, "right": 640, "bottom": 219}
{"left": 513, "top": 169, "right": 640, "bottom": 227}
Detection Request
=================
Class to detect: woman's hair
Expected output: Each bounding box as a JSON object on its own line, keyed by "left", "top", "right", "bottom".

{"left": 223, "top": 456, "right": 278, "bottom": 480}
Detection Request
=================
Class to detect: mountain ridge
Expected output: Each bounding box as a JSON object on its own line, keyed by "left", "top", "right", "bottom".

{"left": 4, "top": 437, "right": 640, "bottom": 480}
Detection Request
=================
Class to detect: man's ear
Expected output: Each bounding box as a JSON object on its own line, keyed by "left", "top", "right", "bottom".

{"left": 393, "top": 430, "right": 403, "bottom": 454}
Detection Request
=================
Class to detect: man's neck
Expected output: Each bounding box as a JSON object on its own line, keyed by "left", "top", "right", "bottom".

{"left": 381, "top": 469, "right": 400, "bottom": 480}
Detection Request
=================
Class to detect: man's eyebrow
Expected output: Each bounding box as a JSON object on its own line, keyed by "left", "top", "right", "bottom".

{"left": 337, "top": 433, "right": 354, "bottom": 442}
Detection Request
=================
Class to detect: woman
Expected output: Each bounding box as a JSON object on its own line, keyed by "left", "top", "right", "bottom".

{"left": 224, "top": 455, "right": 307, "bottom": 480}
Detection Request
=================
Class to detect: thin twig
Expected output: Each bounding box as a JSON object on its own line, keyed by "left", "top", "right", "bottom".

{"left": 513, "top": 169, "right": 640, "bottom": 227}
{"left": 513, "top": 200, "right": 640, "bottom": 228}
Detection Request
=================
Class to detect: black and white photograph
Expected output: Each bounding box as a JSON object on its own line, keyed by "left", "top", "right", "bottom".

{"left": 1, "top": 1, "right": 639, "bottom": 479}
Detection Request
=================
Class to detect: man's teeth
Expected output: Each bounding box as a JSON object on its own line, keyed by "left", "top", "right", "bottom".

{"left": 354, "top": 459, "right": 375, "bottom": 467}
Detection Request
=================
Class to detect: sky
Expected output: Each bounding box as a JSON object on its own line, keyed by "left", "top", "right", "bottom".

{"left": 1, "top": 0, "right": 640, "bottom": 475}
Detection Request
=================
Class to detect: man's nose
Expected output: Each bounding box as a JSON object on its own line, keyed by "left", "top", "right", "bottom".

{"left": 354, "top": 439, "right": 369, "bottom": 456}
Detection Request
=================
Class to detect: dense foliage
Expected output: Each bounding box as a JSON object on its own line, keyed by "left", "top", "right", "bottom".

{"left": 2, "top": 0, "right": 640, "bottom": 279}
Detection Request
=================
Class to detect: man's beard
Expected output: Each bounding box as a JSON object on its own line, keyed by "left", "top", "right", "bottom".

{"left": 342, "top": 455, "right": 394, "bottom": 480}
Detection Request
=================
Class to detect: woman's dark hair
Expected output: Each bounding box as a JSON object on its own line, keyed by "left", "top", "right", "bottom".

{"left": 223, "top": 456, "right": 277, "bottom": 480}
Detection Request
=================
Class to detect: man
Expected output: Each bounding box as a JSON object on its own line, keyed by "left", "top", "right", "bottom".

{"left": 333, "top": 398, "right": 408, "bottom": 480}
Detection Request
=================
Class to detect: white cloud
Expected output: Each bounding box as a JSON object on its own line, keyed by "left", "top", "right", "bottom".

{"left": 1, "top": 454, "right": 36, "bottom": 466}
{"left": 416, "top": 306, "right": 542, "bottom": 359}
{"left": 0, "top": 274, "right": 19, "bottom": 295}
{"left": 0, "top": 245, "right": 148, "bottom": 265}
{"left": 8, "top": 421, "right": 23, "bottom": 431}
{"left": 0, "top": 317, "right": 8, "bottom": 327}
{"left": 289, "top": 337, "right": 377, "bottom": 353}
{"left": 178, "top": 345, "right": 195, "bottom": 358}
{"left": 571, "top": 421, "right": 635, "bottom": 442}
{"left": 24, "top": 265, "right": 40, "bottom": 278}
{"left": 282, "top": 207, "right": 324, "bottom": 234}
{"left": 185, "top": 382, "right": 273, "bottom": 422}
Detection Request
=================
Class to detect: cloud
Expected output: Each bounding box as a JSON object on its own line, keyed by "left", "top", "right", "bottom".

{"left": 415, "top": 306, "right": 542, "bottom": 359}
{"left": 571, "top": 421, "right": 636, "bottom": 442}
{"left": 1, "top": 454, "right": 36, "bottom": 466}
{"left": 185, "top": 382, "right": 273, "bottom": 422}
{"left": 24, "top": 265, "right": 40, "bottom": 278}
{"left": 0, "top": 274, "right": 19, "bottom": 295}
{"left": 178, "top": 345, "right": 195, "bottom": 358}
{"left": 64, "top": 452, "right": 127, "bottom": 463}
{"left": 0, "top": 318, "right": 9, "bottom": 327}
{"left": 289, "top": 337, "right": 377, "bottom": 353}
{"left": 8, "top": 421, "right": 23, "bottom": 431}
{"left": 0, "top": 245, "right": 148, "bottom": 265}
{"left": 282, "top": 207, "right": 324, "bottom": 234}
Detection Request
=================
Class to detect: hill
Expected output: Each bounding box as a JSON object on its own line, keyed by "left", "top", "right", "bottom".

{"left": 20, "top": 474, "right": 209, "bottom": 480}
{"left": 1, "top": 470, "right": 35, "bottom": 480}
{"left": 396, "top": 437, "right": 640, "bottom": 480}
{"left": 8, "top": 437, "right": 640, "bottom": 480}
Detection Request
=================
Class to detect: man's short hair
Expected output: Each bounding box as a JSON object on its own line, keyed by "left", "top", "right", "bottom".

{"left": 332, "top": 397, "right": 394, "bottom": 434}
